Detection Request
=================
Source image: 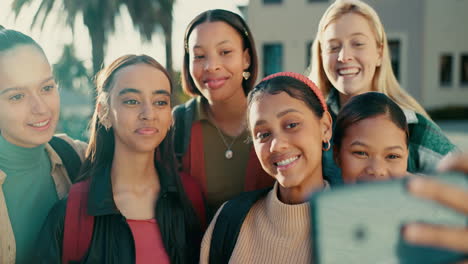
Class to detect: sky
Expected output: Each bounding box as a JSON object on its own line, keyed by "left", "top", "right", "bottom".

{"left": 0, "top": 0, "right": 249, "bottom": 70}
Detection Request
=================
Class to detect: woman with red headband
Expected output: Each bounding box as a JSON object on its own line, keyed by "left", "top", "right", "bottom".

{"left": 200, "top": 72, "right": 332, "bottom": 263}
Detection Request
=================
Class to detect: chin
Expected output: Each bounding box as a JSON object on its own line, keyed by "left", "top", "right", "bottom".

{"left": 276, "top": 175, "right": 301, "bottom": 189}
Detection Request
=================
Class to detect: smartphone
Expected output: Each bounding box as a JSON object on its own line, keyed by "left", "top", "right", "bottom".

{"left": 310, "top": 173, "right": 467, "bottom": 264}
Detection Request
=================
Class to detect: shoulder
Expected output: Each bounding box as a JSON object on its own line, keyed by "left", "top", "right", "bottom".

{"left": 216, "top": 188, "right": 272, "bottom": 224}
{"left": 49, "top": 134, "right": 88, "bottom": 161}
{"left": 172, "top": 97, "right": 198, "bottom": 118}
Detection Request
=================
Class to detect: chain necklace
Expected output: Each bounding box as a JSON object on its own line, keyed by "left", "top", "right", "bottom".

{"left": 207, "top": 108, "right": 245, "bottom": 160}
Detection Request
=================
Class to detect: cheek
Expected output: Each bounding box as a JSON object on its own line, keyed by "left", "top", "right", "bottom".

{"left": 254, "top": 143, "right": 270, "bottom": 166}
{"left": 339, "top": 152, "right": 361, "bottom": 177}
{"left": 159, "top": 110, "right": 173, "bottom": 128}
{"left": 189, "top": 62, "right": 201, "bottom": 80}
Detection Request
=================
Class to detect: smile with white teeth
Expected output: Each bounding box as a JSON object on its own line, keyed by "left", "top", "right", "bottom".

{"left": 338, "top": 68, "right": 359, "bottom": 75}
{"left": 275, "top": 156, "right": 299, "bottom": 166}
{"left": 31, "top": 120, "right": 49, "bottom": 127}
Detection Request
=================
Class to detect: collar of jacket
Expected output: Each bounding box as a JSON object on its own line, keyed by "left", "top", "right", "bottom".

{"left": 87, "top": 165, "right": 120, "bottom": 216}
{"left": 86, "top": 162, "right": 177, "bottom": 216}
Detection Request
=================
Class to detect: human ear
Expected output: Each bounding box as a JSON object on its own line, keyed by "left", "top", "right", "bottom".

{"left": 320, "top": 111, "right": 333, "bottom": 142}
{"left": 97, "top": 103, "right": 111, "bottom": 129}
{"left": 243, "top": 48, "right": 251, "bottom": 70}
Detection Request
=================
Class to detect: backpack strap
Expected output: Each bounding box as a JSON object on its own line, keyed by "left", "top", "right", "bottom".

{"left": 62, "top": 180, "right": 94, "bottom": 263}
{"left": 49, "top": 136, "right": 82, "bottom": 183}
{"left": 173, "top": 98, "right": 197, "bottom": 159}
{"left": 209, "top": 187, "right": 272, "bottom": 264}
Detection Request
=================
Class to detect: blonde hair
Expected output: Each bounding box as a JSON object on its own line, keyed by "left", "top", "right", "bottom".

{"left": 309, "top": 0, "right": 429, "bottom": 118}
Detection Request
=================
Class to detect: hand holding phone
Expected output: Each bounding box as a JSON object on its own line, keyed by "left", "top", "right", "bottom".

{"left": 311, "top": 170, "right": 467, "bottom": 264}
{"left": 404, "top": 153, "right": 468, "bottom": 254}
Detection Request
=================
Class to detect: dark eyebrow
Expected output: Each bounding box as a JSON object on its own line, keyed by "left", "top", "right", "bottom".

{"left": 350, "top": 141, "right": 368, "bottom": 147}
{"left": 118, "top": 88, "right": 170, "bottom": 96}
{"left": 385, "top": 146, "right": 405, "bottom": 151}
{"left": 253, "top": 109, "right": 302, "bottom": 127}
{"left": 350, "top": 141, "right": 405, "bottom": 151}
{"left": 0, "top": 76, "right": 54, "bottom": 95}
{"left": 193, "top": 40, "right": 231, "bottom": 50}
{"left": 277, "top": 108, "right": 302, "bottom": 118}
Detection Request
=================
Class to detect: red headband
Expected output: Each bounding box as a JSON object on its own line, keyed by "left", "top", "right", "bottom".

{"left": 261, "top": 72, "right": 328, "bottom": 112}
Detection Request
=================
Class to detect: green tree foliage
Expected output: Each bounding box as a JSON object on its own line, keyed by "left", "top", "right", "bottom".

{"left": 53, "top": 44, "right": 90, "bottom": 93}
{"left": 12, "top": 0, "right": 175, "bottom": 76}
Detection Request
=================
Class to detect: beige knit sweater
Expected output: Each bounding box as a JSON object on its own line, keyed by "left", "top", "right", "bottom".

{"left": 200, "top": 182, "right": 329, "bottom": 264}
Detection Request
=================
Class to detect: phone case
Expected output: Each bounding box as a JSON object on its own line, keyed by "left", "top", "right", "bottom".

{"left": 310, "top": 173, "right": 467, "bottom": 264}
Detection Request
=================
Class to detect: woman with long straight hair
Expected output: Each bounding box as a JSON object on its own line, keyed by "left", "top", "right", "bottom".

{"left": 37, "top": 55, "right": 203, "bottom": 264}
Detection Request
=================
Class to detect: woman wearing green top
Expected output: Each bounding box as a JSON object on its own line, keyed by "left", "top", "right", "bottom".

{"left": 0, "top": 27, "right": 86, "bottom": 264}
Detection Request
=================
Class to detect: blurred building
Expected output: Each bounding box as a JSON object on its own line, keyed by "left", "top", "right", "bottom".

{"left": 244, "top": 0, "right": 468, "bottom": 110}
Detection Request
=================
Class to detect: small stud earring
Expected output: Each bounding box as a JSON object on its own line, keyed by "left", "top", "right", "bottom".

{"left": 242, "top": 71, "right": 251, "bottom": 80}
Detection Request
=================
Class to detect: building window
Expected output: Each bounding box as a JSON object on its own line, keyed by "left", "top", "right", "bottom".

{"left": 263, "top": 43, "right": 283, "bottom": 77}
{"left": 460, "top": 54, "right": 468, "bottom": 86}
{"left": 306, "top": 40, "right": 313, "bottom": 68}
{"left": 263, "top": 0, "right": 282, "bottom": 4}
{"left": 388, "top": 39, "right": 401, "bottom": 81}
{"left": 439, "top": 54, "right": 453, "bottom": 87}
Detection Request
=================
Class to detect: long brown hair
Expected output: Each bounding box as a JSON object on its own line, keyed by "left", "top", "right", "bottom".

{"left": 80, "top": 54, "right": 201, "bottom": 264}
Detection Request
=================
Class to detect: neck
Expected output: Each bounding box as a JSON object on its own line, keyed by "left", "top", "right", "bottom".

{"left": 277, "top": 173, "right": 325, "bottom": 204}
{"left": 205, "top": 92, "right": 248, "bottom": 137}
{"left": 338, "top": 92, "right": 352, "bottom": 107}
{"left": 111, "top": 147, "right": 158, "bottom": 188}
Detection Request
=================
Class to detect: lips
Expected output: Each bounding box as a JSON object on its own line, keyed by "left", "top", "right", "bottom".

{"left": 337, "top": 67, "right": 360, "bottom": 76}
{"left": 273, "top": 155, "right": 301, "bottom": 170}
{"left": 203, "top": 77, "right": 228, "bottom": 90}
{"left": 28, "top": 119, "right": 51, "bottom": 131}
{"left": 135, "top": 127, "right": 158, "bottom": 135}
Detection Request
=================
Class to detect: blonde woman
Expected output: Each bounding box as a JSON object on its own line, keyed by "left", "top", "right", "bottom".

{"left": 309, "top": 0, "right": 456, "bottom": 182}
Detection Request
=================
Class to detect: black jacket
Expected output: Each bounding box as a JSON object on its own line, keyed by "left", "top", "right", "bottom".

{"left": 36, "top": 166, "right": 142, "bottom": 264}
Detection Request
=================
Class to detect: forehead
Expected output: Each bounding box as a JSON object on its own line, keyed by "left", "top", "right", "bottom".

{"left": 110, "top": 63, "right": 171, "bottom": 94}
{"left": 249, "top": 92, "right": 311, "bottom": 122}
{"left": 188, "top": 21, "right": 243, "bottom": 48}
{"left": 0, "top": 45, "right": 51, "bottom": 90}
{"left": 322, "top": 13, "right": 376, "bottom": 41}
{"left": 344, "top": 115, "right": 406, "bottom": 145}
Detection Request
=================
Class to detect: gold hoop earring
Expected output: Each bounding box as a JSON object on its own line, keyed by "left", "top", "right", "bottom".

{"left": 322, "top": 140, "right": 331, "bottom": 151}
{"left": 242, "top": 71, "right": 251, "bottom": 80}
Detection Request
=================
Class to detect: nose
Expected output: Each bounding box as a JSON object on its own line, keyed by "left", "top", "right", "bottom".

{"left": 269, "top": 134, "right": 288, "bottom": 153}
{"left": 365, "top": 158, "right": 388, "bottom": 179}
{"left": 30, "top": 94, "right": 48, "bottom": 115}
{"left": 338, "top": 45, "right": 353, "bottom": 63}
{"left": 139, "top": 102, "right": 156, "bottom": 121}
{"left": 204, "top": 55, "right": 221, "bottom": 72}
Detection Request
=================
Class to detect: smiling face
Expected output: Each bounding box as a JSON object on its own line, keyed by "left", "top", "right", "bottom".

{"left": 336, "top": 114, "right": 408, "bottom": 183}
{"left": 249, "top": 92, "right": 331, "bottom": 190}
{"left": 0, "top": 45, "right": 59, "bottom": 148}
{"left": 188, "top": 21, "right": 250, "bottom": 103}
{"left": 321, "top": 13, "right": 382, "bottom": 103}
{"left": 105, "top": 63, "right": 172, "bottom": 154}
